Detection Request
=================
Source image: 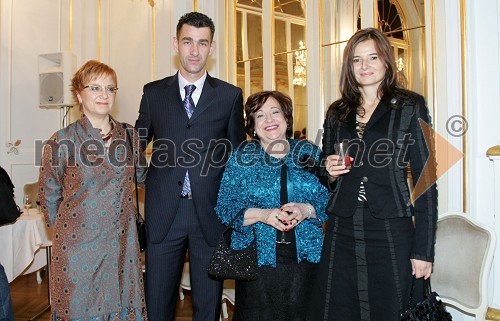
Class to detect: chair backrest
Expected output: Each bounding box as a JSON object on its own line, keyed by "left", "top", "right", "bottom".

{"left": 23, "top": 181, "right": 39, "bottom": 205}
{"left": 432, "top": 212, "right": 496, "bottom": 320}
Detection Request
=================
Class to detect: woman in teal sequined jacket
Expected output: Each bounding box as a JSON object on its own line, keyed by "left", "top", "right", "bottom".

{"left": 216, "top": 140, "right": 329, "bottom": 266}
{"left": 215, "top": 91, "right": 329, "bottom": 321}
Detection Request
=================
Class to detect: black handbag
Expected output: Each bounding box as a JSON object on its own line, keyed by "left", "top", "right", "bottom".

{"left": 0, "top": 166, "right": 22, "bottom": 226}
{"left": 208, "top": 210, "right": 258, "bottom": 281}
{"left": 124, "top": 125, "right": 148, "bottom": 253}
{"left": 401, "top": 278, "right": 452, "bottom": 321}
{"left": 136, "top": 215, "right": 147, "bottom": 253}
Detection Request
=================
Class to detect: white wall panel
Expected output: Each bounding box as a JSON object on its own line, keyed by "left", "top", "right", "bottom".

{"left": 0, "top": 0, "right": 14, "bottom": 163}
{"left": 104, "top": 0, "right": 179, "bottom": 126}
{"left": 107, "top": 0, "right": 152, "bottom": 125}
{"left": 10, "top": 0, "right": 62, "bottom": 149}
{"left": 154, "top": 0, "right": 175, "bottom": 79}
{"left": 470, "top": 0, "right": 500, "bottom": 312}
{"left": 434, "top": 0, "right": 463, "bottom": 214}
{"left": 67, "top": 0, "right": 101, "bottom": 123}
{"left": 470, "top": 0, "right": 500, "bottom": 225}
{"left": 1, "top": 0, "right": 65, "bottom": 205}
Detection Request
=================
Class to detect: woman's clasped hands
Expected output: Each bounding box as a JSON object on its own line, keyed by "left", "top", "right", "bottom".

{"left": 261, "top": 203, "right": 314, "bottom": 231}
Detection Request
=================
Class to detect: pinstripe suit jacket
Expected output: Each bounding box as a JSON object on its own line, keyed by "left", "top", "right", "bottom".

{"left": 321, "top": 89, "right": 438, "bottom": 262}
{"left": 135, "top": 72, "right": 246, "bottom": 246}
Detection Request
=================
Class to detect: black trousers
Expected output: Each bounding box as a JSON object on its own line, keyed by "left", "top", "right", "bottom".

{"left": 145, "top": 198, "right": 223, "bottom": 321}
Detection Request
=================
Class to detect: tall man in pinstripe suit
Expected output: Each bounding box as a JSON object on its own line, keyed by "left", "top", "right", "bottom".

{"left": 135, "top": 12, "right": 246, "bottom": 321}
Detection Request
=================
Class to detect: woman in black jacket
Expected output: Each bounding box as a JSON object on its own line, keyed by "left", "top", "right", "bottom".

{"left": 308, "top": 28, "right": 438, "bottom": 321}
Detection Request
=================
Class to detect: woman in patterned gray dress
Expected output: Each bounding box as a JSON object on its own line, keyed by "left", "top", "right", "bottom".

{"left": 39, "top": 60, "right": 147, "bottom": 320}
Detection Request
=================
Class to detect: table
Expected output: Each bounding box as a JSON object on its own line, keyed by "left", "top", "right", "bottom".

{"left": 0, "top": 210, "right": 52, "bottom": 283}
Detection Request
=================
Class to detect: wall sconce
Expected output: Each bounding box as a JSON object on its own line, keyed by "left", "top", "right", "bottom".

{"left": 293, "top": 41, "right": 307, "bottom": 87}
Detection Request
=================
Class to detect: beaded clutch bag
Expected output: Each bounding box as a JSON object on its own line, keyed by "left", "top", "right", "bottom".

{"left": 208, "top": 210, "right": 257, "bottom": 281}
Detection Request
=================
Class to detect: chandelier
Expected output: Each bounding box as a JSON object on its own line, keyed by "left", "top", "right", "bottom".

{"left": 396, "top": 57, "right": 404, "bottom": 72}
{"left": 293, "top": 41, "right": 307, "bottom": 87}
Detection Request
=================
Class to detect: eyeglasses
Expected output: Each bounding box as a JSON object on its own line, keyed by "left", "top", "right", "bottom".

{"left": 84, "top": 85, "right": 119, "bottom": 95}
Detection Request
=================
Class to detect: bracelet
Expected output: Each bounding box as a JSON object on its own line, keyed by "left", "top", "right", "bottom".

{"left": 306, "top": 204, "right": 313, "bottom": 219}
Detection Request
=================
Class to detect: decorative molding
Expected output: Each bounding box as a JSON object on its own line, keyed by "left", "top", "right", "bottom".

{"left": 151, "top": 1, "right": 156, "bottom": 80}
{"left": 487, "top": 307, "right": 500, "bottom": 321}
{"left": 6, "top": 140, "right": 21, "bottom": 155}
{"left": 430, "top": 0, "right": 437, "bottom": 126}
{"left": 97, "top": 0, "right": 101, "bottom": 61}
{"left": 487, "top": 145, "right": 500, "bottom": 157}
{"left": 69, "top": 0, "right": 73, "bottom": 51}
{"left": 459, "top": 0, "right": 468, "bottom": 212}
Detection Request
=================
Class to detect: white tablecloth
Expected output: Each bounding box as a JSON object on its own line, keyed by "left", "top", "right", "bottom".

{"left": 0, "top": 210, "right": 52, "bottom": 282}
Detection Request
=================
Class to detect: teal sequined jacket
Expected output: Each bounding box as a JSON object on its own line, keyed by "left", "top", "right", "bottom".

{"left": 215, "top": 139, "right": 330, "bottom": 268}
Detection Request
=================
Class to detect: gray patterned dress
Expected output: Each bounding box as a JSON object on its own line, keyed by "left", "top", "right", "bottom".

{"left": 39, "top": 116, "right": 147, "bottom": 321}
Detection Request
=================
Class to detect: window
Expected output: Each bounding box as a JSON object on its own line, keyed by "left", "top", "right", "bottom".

{"left": 356, "top": 0, "right": 410, "bottom": 87}
{"left": 234, "top": 0, "right": 308, "bottom": 136}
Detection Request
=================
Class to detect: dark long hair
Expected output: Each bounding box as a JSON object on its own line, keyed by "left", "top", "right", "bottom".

{"left": 331, "top": 28, "right": 403, "bottom": 122}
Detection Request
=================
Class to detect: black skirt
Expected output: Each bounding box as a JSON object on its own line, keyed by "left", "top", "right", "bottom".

{"left": 233, "top": 243, "right": 318, "bottom": 321}
{"left": 308, "top": 203, "right": 424, "bottom": 321}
